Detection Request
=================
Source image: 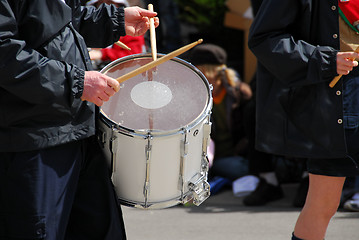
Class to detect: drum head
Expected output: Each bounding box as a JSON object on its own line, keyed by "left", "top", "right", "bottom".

{"left": 100, "top": 54, "right": 211, "bottom": 132}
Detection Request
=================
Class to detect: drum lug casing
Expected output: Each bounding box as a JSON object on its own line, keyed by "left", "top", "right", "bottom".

{"left": 178, "top": 128, "right": 189, "bottom": 198}
{"left": 96, "top": 122, "right": 117, "bottom": 173}
{"left": 97, "top": 129, "right": 107, "bottom": 148}
{"left": 144, "top": 133, "right": 153, "bottom": 208}
{"left": 110, "top": 126, "right": 118, "bottom": 175}
{"left": 202, "top": 118, "right": 212, "bottom": 161}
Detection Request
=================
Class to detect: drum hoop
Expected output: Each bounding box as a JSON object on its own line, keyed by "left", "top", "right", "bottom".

{"left": 99, "top": 53, "right": 213, "bottom": 137}
{"left": 100, "top": 107, "right": 211, "bottom": 139}
{"left": 117, "top": 191, "right": 192, "bottom": 210}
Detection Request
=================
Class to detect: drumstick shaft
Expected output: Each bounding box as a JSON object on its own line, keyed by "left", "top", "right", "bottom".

{"left": 147, "top": 4, "right": 156, "bottom": 131}
{"left": 148, "top": 4, "right": 157, "bottom": 61}
{"left": 115, "top": 41, "right": 131, "bottom": 51}
{"left": 329, "top": 46, "right": 359, "bottom": 88}
{"left": 115, "top": 39, "right": 203, "bottom": 84}
{"left": 329, "top": 75, "right": 342, "bottom": 88}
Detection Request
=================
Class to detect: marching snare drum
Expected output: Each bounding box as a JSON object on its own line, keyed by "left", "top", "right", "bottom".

{"left": 97, "top": 54, "right": 212, "bottom": 209}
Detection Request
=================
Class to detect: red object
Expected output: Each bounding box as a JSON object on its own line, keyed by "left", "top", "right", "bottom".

{"left": 101, "top": 35, "right": 145, "bottom": 61}
{"left": 339, "top": 0, "right": 359, "bottom": 25}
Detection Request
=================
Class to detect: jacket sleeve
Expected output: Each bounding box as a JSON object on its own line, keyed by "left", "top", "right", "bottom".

{"left": 248, "top": 0, "right": 338, "bottom": 87}
{"left": 0, "top": 1, "right": 84, "bottom": 104}
{"left": 70, "top": 1, "right": 126, "bottom": 48}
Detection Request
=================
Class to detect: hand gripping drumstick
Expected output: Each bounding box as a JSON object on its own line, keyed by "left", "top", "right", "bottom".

{"left": 115, "top": 39, "right": 203, "bottom": 87}
{"left": 329, "top": 46, "right": 359, "bottom": 88}
{"left": 148, "top": 4, "right": 157, "bottom": 61}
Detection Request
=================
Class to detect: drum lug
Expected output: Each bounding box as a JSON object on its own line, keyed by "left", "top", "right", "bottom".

{"left": 187, "top": 172, "right": 210, "bottom": 206}
{"left": 144, "top": 133, "right": 153, "bottom": 208}
{"left": 179, "top": 128, "right": 189, "bottom": 197}
{"left": 97, "top": 128, "right": 107, "bottom": 147}
{"left": 110, "top": 126, "right": 118, "bottom": 174}
{"left": 180, "top": 128, "right": 189, "bottom": 157}
{"left": 202, "top": 118, "right": 212, "bottom": 155}
{"left": 202, "top": 155, "right": 210, "bottom": 174}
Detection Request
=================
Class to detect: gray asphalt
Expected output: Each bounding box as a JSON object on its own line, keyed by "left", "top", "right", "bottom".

{"left": 121, "top": 183, "right": 359, "bottom": 240}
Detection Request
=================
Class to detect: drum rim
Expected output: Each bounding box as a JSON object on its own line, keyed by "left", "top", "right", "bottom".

{"left": 117, "top": 191, "right": 192, "bottom": 209}
{"left": 99, "top": 53, "right": 213, "bottom": 136}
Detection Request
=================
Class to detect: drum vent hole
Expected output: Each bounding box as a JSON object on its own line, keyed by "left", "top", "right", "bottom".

{"left": 193, "top": 129, "right": 199, "bottom": 137}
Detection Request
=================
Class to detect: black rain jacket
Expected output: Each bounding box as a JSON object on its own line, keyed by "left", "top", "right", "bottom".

{"left": 248, "top": 0, "right": 348, "bottom": 158}
{"left": 0, "top": 0, "right": 125, "bottom": 152}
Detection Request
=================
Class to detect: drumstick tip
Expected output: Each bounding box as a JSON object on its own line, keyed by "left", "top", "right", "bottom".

{"left": 115, "top": 41, "right": 131, "bottom": 51}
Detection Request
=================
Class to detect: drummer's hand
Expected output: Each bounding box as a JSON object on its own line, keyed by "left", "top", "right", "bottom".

{"left": 81, "top": 71, "right": 120, "bottom": 106}
{"left": 124, "top": 6, "right": 159, "bottom": 37}
{"left": 239, "top": 82, "right": 253, "bottom": 100}
{"left": 336, "top": 51, "right": 359, "bottom": 75}
{"left": 89, "top": 49, "right": 103, "bottom": 61}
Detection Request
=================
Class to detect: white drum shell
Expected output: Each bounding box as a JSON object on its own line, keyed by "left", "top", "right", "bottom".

{"left": 98, "top": 116, "right": 209, "bottom": 208}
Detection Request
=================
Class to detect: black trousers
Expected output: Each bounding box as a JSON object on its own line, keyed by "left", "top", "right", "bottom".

{"left": 0, "top": 137, "right": 126, "bottom": 240}
{"left": 242, "top": 97, "right": 274, "bottom": 175}
{"left": 308, "top": 127, "right": 359, "bottom": 177}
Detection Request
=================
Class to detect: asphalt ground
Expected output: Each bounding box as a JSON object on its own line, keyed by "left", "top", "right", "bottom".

{"left": 121, "top": 183, "right": 359, "bottom": 240}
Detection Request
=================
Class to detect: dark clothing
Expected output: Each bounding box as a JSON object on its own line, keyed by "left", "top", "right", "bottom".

{"left": 250, "top": 0, "right": 263, "bottom": 16}
{"left": 242, "top": 95, "right": 274, "bottom": 174}
{"left": 307, "top": 68, "right": 359, "bottom": 177}
{"left": 0, "top": 137, "right": 126, "bottom": 239}
{"left": 343, "top": 66, "right": 359, "bottom": 129}
{"left": 307, "top": 127, "right": 359, "bottom": 177}
{"left": 249, "top": 0, "right": 345, "bottom": 159}
{"left": 143, "top": 0, "right": 182, "bottom": 53}
{"left": 0, "top": 0, "right": 125, "bottom": 152}
{"left": 0, "top": 0, "right": 128, "bottom": 238}
{"left": 244, "top": 0, "right": 275, "bottom": 175}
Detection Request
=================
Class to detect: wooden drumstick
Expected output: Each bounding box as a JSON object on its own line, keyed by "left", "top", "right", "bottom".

{"left": 147, "top": 4, "right": 156, "bottom": 131}
{"left": 115, "top": 41, "right": 131, "bottom": 51}
{"left": 148, "top": 4, "right": 157, "bottom": 61}
{"left": 329, "top": 46, "right": 359, "bottom": 88}
{"left": 329, "top": 75, "right": 343, "bottom": 88}
{"left": 115, "top": 39, "right": 203, "bottom": 84}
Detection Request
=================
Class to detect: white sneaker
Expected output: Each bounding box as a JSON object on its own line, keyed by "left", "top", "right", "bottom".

{"left": 232, "top": 175, "right": 260, "bottom": 197}
{"left": 343, "top": 198, "right": 359, "bottom": 212}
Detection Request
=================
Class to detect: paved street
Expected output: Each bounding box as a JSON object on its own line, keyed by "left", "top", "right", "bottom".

{"left": 121, "top": 183, "right": 359, "bottom": 240}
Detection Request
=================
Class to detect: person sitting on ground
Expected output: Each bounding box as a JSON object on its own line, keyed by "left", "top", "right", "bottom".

{"left": 188, "top": 44, "right": 253, "bottom": 193}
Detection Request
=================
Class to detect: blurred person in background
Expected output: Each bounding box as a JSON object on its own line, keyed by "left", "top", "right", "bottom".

{"left": 188, "top": 44, "right": 252, "bottom": 194}
{"left": 87, "top": 0, "right": 146, "bottom": 70}
{"left": 342, "top": 176, "right": 359, "bottom": 212}
{"left": 143, "top": 0, "right": 182, "bottom": 53}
